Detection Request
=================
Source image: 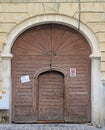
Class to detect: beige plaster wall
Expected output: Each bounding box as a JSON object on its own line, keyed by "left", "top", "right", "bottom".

{"left": 0, "top": 0, "right": 105, "bottom": 124}
{"left": 0, "top": 2, "right": 105, "bottom": 76}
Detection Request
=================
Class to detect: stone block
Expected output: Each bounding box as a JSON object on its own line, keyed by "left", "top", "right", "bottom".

{"left": 0, "top": 62, "right": 2, "bottom": 81}
{"left": 0, "top": 3, "right": 28, "bottom": 12}
{"left": 81, "top": 3, "right": 105, "bottom": 12}
{"left": 96, "top": 33, "right": 105, "bottom": 43}
{"left": 0, "top": 13, "right": 29, "bottom": 23}
{"left": 59, "top": 3, "right": 78, "bottom": 16}
{"left": 0, "top": 44, "right": 2, "bottom": 52}
{"left": 101, "top": 72, "right": 105, "bottom": 79}
{"left": 101, "top": 52, "right": 105, "bottom": 62}
{"left": 0, "top": 23, "right": 16, "bottom": 33}
{"left": 74, "top": 12, "right": 105, "bottom": 24}
{"left": 0, "top": 3, "right": 43, "bottom": 14}
{"left": 101, "top": 62, "right": 105, "bottom": 71}
{"left": 42, "top": 3, "right": 60, "bottom": 13}
{"left": 0, "top": 82, "right": 2, "bottom": 93}
{"left": 87, "top": 22, "right": 105, "bottom": 33}
{"left": 0, "top": 33, "right": 7, "bottom": 52}
{"left": 100, "top": 43, "right": 105, "bottom": 52}
{"left": 26, "top": 3, "right": 44, "bottom": 16}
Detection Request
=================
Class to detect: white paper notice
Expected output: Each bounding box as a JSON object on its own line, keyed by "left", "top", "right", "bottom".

{"left": 0, "top": 93, "right": 9, "bottom": 109}
{"left": 70, "top": 68, "right": 76, "bottom": 77}
{"left": 21, "top": 75, "right": 30, "bottom": 83}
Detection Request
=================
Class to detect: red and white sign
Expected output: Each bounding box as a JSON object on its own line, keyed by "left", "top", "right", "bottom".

{"left": 70, "top": 68, "right": 76, "bottom": 77}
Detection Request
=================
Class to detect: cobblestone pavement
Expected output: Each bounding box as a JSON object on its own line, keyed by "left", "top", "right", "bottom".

{"left": 0, "top": 124, "right": 104, "bottom": 130}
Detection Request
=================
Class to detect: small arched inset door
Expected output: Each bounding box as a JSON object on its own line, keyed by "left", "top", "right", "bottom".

{"left": 38, "top": 71, "right": 64, "bottom": 122}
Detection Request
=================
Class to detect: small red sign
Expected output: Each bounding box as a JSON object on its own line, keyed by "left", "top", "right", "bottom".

{"left": 70, "top": 68, "right": 76, "bottom": 77}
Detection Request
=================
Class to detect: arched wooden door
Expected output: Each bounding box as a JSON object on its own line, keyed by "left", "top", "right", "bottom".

{"left": 38, "top": 71, "right": 64, "bottom": 122}
{"left": 11, "top": 24, "right": 91, "bottom": 123}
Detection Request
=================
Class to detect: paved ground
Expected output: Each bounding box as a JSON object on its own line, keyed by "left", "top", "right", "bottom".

{"left": 0, "top": 124, "right": 104, "bottom": 130}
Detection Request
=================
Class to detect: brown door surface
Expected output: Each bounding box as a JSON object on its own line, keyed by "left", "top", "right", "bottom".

{"left": 12, "top": 24, "right": 91, "bottom": 123}
{"left": 38, "top": 71, "right": 64, "bottom": 122}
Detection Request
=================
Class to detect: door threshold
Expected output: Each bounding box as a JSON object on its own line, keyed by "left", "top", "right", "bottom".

{"left": 37, "top": 120, "right": 64, "bottom": 124}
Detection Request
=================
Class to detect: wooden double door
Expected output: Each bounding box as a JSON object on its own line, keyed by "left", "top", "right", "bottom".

{"left": 12, "top": 24, "right": 91, "bottom": 123}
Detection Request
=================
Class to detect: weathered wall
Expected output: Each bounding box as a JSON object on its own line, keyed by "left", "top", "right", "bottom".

{"left": 0, "top": 0, "right": 105, "bottom": 124}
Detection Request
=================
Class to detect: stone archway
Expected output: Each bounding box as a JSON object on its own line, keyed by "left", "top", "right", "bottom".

{"left": 1, "top": 14, "right": 102, "bottom": 125}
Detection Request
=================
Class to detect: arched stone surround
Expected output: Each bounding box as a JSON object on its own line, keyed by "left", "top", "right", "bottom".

{"left": 1, "top": 14, "right": 102, "bottom": 125}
